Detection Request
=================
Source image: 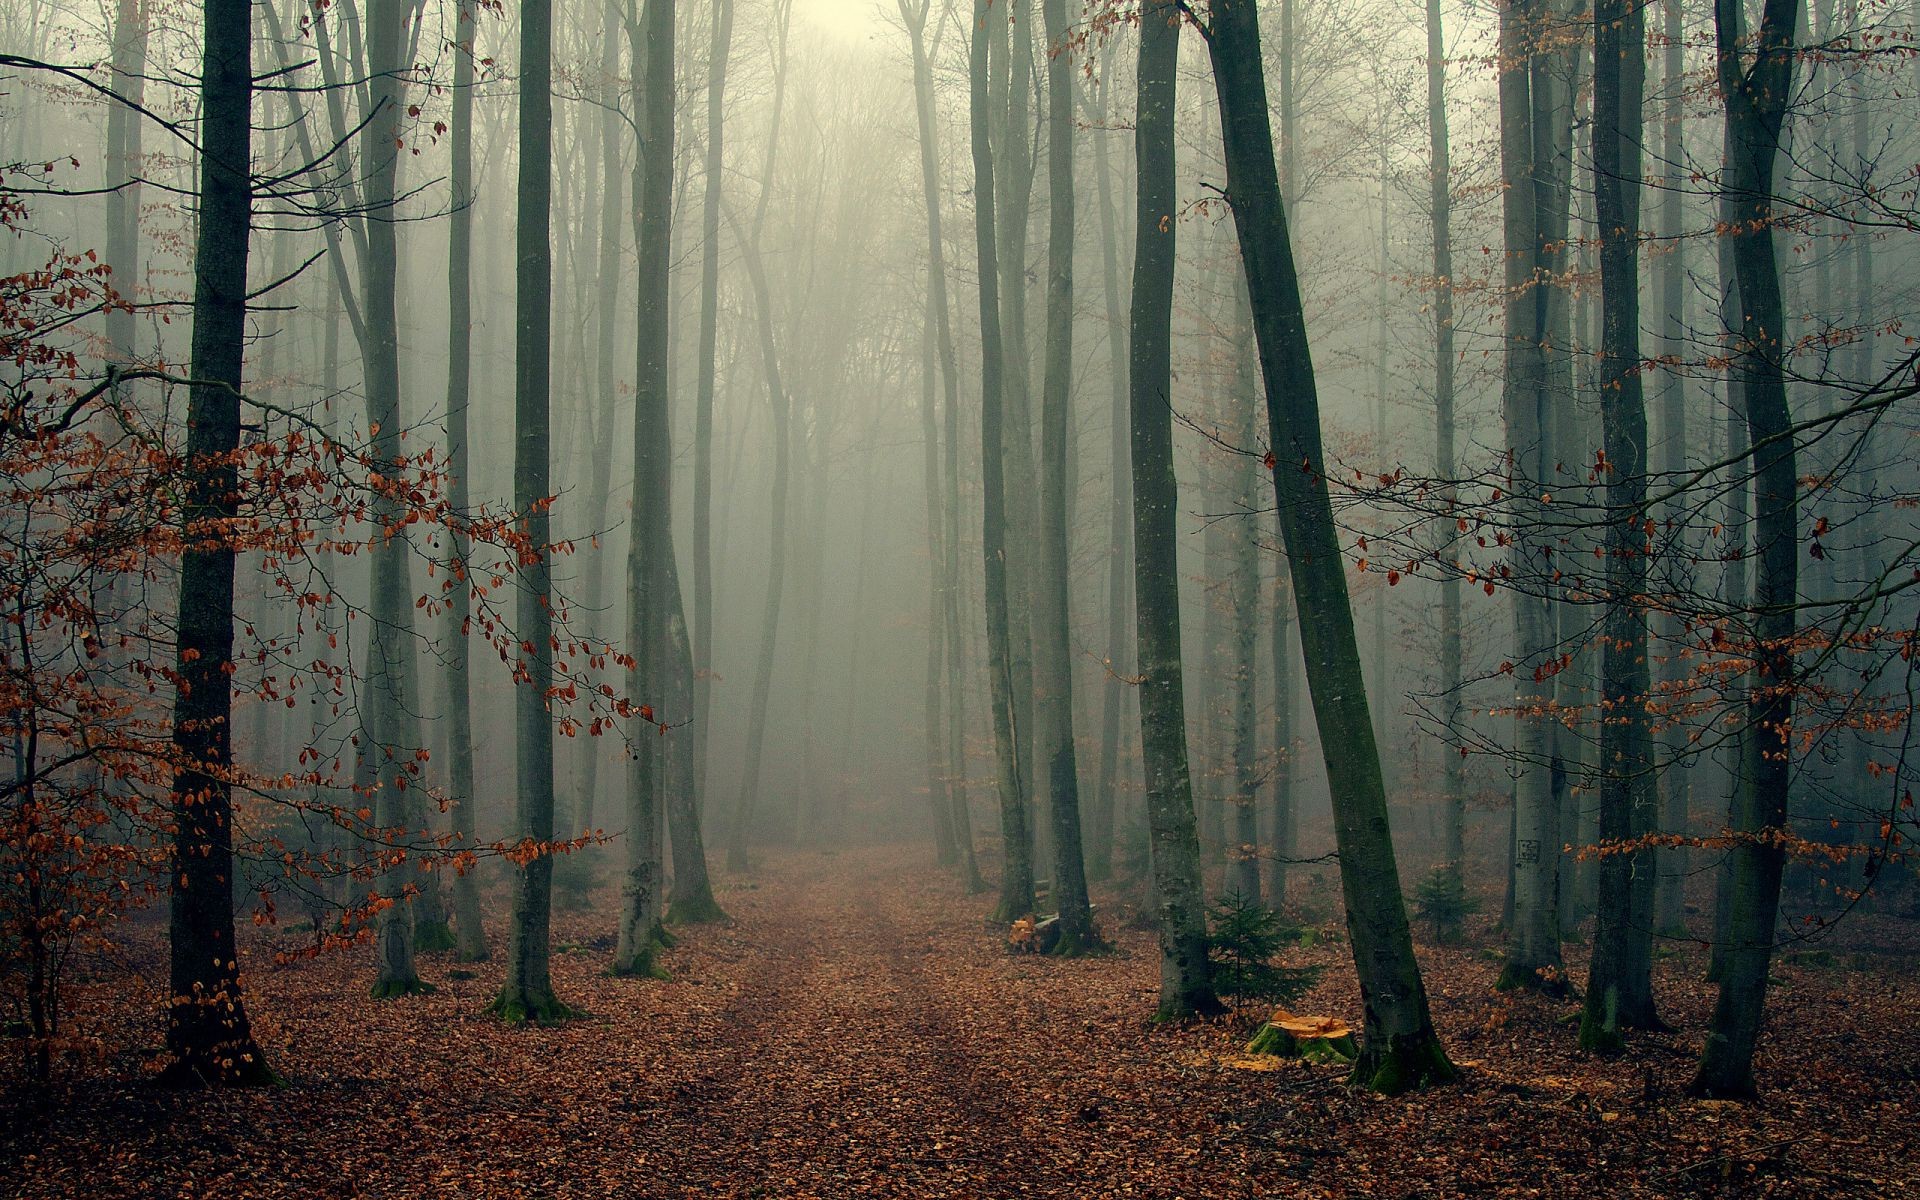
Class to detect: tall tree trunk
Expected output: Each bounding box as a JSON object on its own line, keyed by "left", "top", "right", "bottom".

{"left": 1427, "top": 0, "right": 1466, "bottom": 915}
{"left": 1089, "top": 58, "right": 1131, "bottom": 886}
{"left": 692, "top": 0, "right": 732, "bottom": 811}
{"left": 614, "top": 0, "right": 679, "bottom": 976}
{"left": 1580, "top": 0, "right": 1661, "bottom": 1053}
{"left": 1206, "top": 0, "right": 1455, "bottom": 1093}
{"left": 162, "top": 0, "right": 271, "bottom": 1086}
{"left": 1693, "top": 0, "right": 1799, "bottom": 1100}
{"left": 1226, "top": 275, "right": 1262, "bottom": 904}
{"left": 1034, "top": 0, "right": 1095, "bottom": 949}
{"left": 727, "top": 0, "right": 795, "bottom": 874}
{"left": 1265, "top": 0, "right": 1300, "bottom": 911}
{"left": 1131, "top": 0, "right": 1218, "bottom": 1019}
{"left": 972, "top": 0, "right": 1034, "bottom": 923}
{"left": 104, "top": 0, "right": 146, "bottom": 371}
{"left": 364, "top": 0, "right": 426, "bottom": 1001}
{"left": 902, "top": 0, "right": 980, "bottom": 887}
{"left": 491, "top": 0, "right": 566, "bottom": 1021}
{"left": 1493, "top": 0, "right": 1568, "bottom": 995}
{"left": 1652, "top": 0, "right": 1691, "bottom": 941}
{"left": 444, "top": 0, "right": 488, "bottom": 964}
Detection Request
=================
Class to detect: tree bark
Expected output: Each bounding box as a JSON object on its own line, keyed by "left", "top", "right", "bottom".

{"left": 1692, "top": 0, "right": 1799, "bottom": 1100}
{"left": 1131, "top": 0, "right": 1219, "bottom": 1020}
{"left": 162, "top": 0, "right": 271, "bottom": 1086}
{"left": 491, "top": 0, "right": 566, "bottom": 1020}
{"left": 1205, "top": 0, "right": 1455, "bottom": 1092}
{"left": 971, "top": 0, "right": 1036, "bottom": 923}
{"left": 692, "top": 0, "right": 732, "bottom": 812}
{"left": 1580, "top": 0, "right": 1661, "bottom": 1053}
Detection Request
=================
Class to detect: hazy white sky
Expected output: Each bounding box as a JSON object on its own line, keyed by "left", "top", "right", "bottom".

{"left": 794, "top": 0, "right": 888, "bottom": 40}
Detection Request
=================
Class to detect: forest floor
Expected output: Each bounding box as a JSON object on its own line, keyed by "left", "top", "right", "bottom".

{"left": 4, "top": 844, "right": 1918, "bottom": 1198}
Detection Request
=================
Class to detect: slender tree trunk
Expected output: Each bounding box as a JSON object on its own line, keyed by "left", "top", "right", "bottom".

{"left": 1227, "top": 275, "right": 1262, "bottom": 904}
{"left": 1580, "top": 0, "right": 1661, "bottom": 1053}
{"left": 1693, "top": 0, "right": 1799, "bottom": 1099}
{"left": 162, "top": 0, "right": 271, "bottom": 1086}
{"left": 363, "top": 0, "right": 426, "bottom": 1001}
{"left": 727, "top": 0, "right": 795, "bottom": 874}
{"left": 1266, "top": 0, "right": 1299, "bottom": 911}
{"left": 1494, "top": 0, "right": 1568, "bottom": 994}
{"left": 491, "top": 0, "right": 566, "bottom": 1021}
{"left": 692, "top": 0, "right": 732, "bottom": 810}
{"left": 104, "top": 0, "right": 146, "bottom": 371}
{"left": 613, "top": 0, "right": 679, "bottom": 976}
{"left": 444, "top": 0, "right": 488, "bottom": 964}
{"left": 1031, "top": 0, "right": 1095, "bottom": 949}
{"left": 1206, "top": 0, "right": 1455, "bottom": 1093}
{"left": 1131, "top": 0, "right": 1219, "bottom": 1019}
{"left": 1427, "top": 0, "right": 1466, "bottom": 913}
{"left": 973, "top": 0, "right": 1034, "bottom": 923}
{"left": 1089, "top": 60, "right": 1131, "bottom": 886}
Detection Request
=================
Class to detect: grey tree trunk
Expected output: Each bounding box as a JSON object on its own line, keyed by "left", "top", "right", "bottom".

{"left": 104, "top": 0, "right": 146, "bottom": 370}
{"left": 692, "top": 0, "right": 732, "bottom": 812}
{"left": 1033, "top": 0, "right": 1096, "bottom": 950}
{"left": 444, "top": 0, "right": 488, "bottom": 964}
{"left": 490, "top": 0, "right": 566, "bottom": 1021}
{"left": 613, "top": 0, "right": 678, "bottom": 978}
{"left": 1265, "top": 0, "right": 1300, "bottom": 911}
{"left": 1131, "top": 0, "right": 1219, "bottom": 1020}
{"left": 364, "top": 0, "right": 426, "bottom": 1001}
{"left": 726, "top": 0, "right": 795, "bottom": 875}
{"left": 1205, "top": 0, "right": 1456, "bottom": 1093}
{"left": 1693, "top": 0, "right": 1799, "bottom": 1100}
{"left": 970, "top": 0, "right": 1036, "bottom": 924}
{"left": 1427, "top": 0, "right": 1466, "bottom": 908}
{"left": 162, "top": 0, "right": 271, "bottom": 1085}
{"left": 1493, "top": 0, "right": 1569, "bottom": 994}
{"left": 1652, "top": 0, "right": 1691, "bottom": 941}
{"left": 1580, "top": 0, "right": 1661, "bottom": 1053}
{"left": 1226, "top": 275, "right": 1262, "bottom": 905}
{"left": 1088, "top": 56, "right": 1131, "bottom": 885}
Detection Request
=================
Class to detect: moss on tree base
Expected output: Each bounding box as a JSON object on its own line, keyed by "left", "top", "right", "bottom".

{"left": 1495, "top": 960, "right": 1570, "bottom": 997}
{"left": 609, "top": 946, "right": 671, "bottom": 980}
{"left": 667, "top": 891, "right": 730, "bottom": 925}
{"left": 370, "top": 977, "right": 437, "bottom": 1000}
{"left": 1348, "top": 1032, "right": 1458, "bottom": 1096}
{"left": 486, "top": 989, "right": 579, "bottom": 1025}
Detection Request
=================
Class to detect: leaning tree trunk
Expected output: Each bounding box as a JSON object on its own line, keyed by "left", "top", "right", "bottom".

{"left": 1692, "top": 0, "right": 1799, "bottom": 1100}
{"left": 1206, "top": 0, "right": 1455, "bottom": 1094}
{"left": 490, "top": 0, "right": 567, "bottom": 1022}
{"left": 162, "top": 0, "right": 271, "bottom": 1086}
{"left": 1035, "top": 0, "right": 1095, "bottom": 952}
{"left": 1130, "top": 0, "right": 1219, "bottom": 1020}
{"left": 971, "top": 0, "right": 1035, "bottom": 923}
{"left": 443, "top": 0, "right": 488, "bottom": 964}
{"left": 1580, "top": 0, "right": 1661, "bottom": 1054}
{"left": 614, "top": 0, "right": 678, "bottom": 977}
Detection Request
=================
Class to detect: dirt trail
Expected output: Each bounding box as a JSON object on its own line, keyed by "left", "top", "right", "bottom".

{"left": 11, "top": 845, "right": 1917, "bottom": 1199}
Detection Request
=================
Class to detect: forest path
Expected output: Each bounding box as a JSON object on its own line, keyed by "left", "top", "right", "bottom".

{"left": 18, "top": 845, "right": 1917, "bottom": 1199}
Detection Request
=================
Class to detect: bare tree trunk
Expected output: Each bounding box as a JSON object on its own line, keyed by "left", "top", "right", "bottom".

{"left": 1693, "top": 0, "right": 1799, "bottom": 1099}
{"left": 972, "top": 0, "right": 1035, "bottom": 923}
{"left": 490, "top": 0, "right": 566, "bottom": 1021}
{"left": 1427, "top": 0, "right": 1466, "bottom": 914}
{"left": 1580, "top": 0, "right": 1661, "bottom": 1053}
{"left": 692, "top": 0, "right": 733, "bottom": 811}
{"left": 613, "top": 0, "right": 679, "bottom": 977}
{"left": 1226, "top": 275, "right": 1261, "bottom": 904}
{"left": 1131, "top": 0, "right": 1219, "bottom": 1019}
{"left": 444, "top": 0, "right": 488, "bottom": 964}
{"left": 1493, "top": 0, "right": 1568, "bottom": 994}
{"left": 1206, "top": 0, "right": 1455, "bottom": 1093}
{"left": 364, "top": 0, "right": 426, "bottom": 1001}
{"left": 727, "top": 0, "right": 795, "bottom": 874}
{"left": 162, "top": 0, "right": 270, "bottom": 1085}
{"left": 104, "top": 0, "right": 146, "bottom": 371}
